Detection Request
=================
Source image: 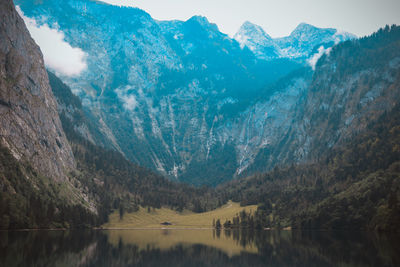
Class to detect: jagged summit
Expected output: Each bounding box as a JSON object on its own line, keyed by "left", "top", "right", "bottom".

{"left": 235, "top": 21, "right": 355, "bottom": 60}
{"left": 289, "top": 22, "right": 357, "bottom": 41}
{"left": 288, "top": 22, "right": 336, "bottom": 41}
{"left": 290, "top": 22, "right": 319, "bottom": 34}
{"left": 238, "top": 21, "right": 272, "bottom": 39}
{"left": 186, "top": 15, "right": 220, "bottom": 32}
{"left": 234, "top": 21, "right": 278, "bottom": 60}
{"left": 188, "top": 15, "right": 209, "bottom": 24}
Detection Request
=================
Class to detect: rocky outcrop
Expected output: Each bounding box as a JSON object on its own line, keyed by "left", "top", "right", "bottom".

{"left": 0, "top": 0, "right": 75, "bottom": 182}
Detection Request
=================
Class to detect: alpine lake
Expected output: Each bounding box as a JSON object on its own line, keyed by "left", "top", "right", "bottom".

{"left": 0, "top": 229, "right": 399, "bottom": 266}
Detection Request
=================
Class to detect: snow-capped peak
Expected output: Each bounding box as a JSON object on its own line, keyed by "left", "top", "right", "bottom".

{"left": 237, "top": 21, "right": 272, "bottom": 40}
{"left": 288, "top": 22, "right": 333, "bottom": 41}
{"left": 234, "top": 21, "right": 279, "bottom": 60}
{"left": 234, "top": 21, "right": 355, "bottom": 61}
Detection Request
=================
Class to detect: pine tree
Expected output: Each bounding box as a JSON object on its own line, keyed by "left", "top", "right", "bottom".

{"left": 215, "top": 219, "right": 221, "bottom": 229}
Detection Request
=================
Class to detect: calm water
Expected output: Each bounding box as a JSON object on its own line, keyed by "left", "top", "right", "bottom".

{"left": 0, "top": 229, "right": 399, "bottom": 267}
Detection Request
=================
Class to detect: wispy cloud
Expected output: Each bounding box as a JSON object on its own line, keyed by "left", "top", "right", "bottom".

{"left": 115, "top": 86, "right": 138, "bottom": 111}
{"left": 16, "top": 6, "right": 87, "bottom": 77}
{"left": 308, "top": 46, "right": 332, "bottom": 70}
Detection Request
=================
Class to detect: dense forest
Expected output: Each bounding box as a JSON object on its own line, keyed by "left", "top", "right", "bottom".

{"left": 217, "top": 101, "right": 400, "bottom": 231}
{"left": 213, "top": 25, "right": 400, "bottom": 231}
{"left": 0, "top": 144, "right": 99, "bottom": 229}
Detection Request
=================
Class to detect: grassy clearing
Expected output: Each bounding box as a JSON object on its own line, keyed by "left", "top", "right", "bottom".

{"left": 103, "top": 201, "right": 258, "bottom": 229}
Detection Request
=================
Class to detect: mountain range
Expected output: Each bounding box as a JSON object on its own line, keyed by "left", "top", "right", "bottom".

{"left": 234, "top": 21, "right": 356, "bottom": 60}
{"left": 0, "top": 0, "right": 399, "bottom": 230}
{"left": 14, "top": 0, "right": 358, "bottom": 185}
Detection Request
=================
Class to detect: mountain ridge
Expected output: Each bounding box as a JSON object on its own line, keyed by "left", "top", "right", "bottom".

{"left": 0, "top": 0, "right": 101, "bottom": 228}
{"left": 234, "top": 21, "right": 356, "bottom": 60}
{"left": 15, "top": 0, "right": 391, "bottom": 187}
{"left": 234, "top": 21, "right": 279, "bottom": 60}
{"left": 0, "top": 0, "right": 75, "bottom": 182}
{"left": 15, "top": 0, "right": 304, "bottom": 184}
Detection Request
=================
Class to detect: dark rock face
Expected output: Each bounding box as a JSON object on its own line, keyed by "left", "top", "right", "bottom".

{"left": 0, "top": 0, "right": 75, "bottom": 182}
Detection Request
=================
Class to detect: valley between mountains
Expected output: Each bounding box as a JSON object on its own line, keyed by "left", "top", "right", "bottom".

{"left": 0, "top": 0, "right": 399, "bottom": 231}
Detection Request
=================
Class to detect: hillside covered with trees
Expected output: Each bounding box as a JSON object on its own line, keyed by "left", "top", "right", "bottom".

{"left": 218, "top": 97, "right": 400, "bottom": 231}
{"left": 214, "top": 25, "right": 400, "bottom": 231}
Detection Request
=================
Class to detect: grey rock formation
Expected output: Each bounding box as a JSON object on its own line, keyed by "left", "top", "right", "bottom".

{"left": 0, "top": 0, "right": 75, "bottom": 182}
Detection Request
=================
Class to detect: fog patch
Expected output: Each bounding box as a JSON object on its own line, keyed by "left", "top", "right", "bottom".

{"left": 115, "top": 86, "right": 138, "bottom": 111}
{"left": 308, "top": 46, "right": 332, "bottom": 70}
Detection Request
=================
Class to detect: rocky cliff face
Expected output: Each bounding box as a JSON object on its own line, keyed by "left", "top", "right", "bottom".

{"left": 217, "top": 69, "right": 312, "bottom": 176}
{"left": 16, "top": 0, "right": 396, "bottom": 186}
{"left": 0, "top": 0, "right": 75, "bottom": 182}
{"left": 15, "top": 0, "right": 305, "bottom": 185}
{"left": 295, "top": 30, "right": 400, "bottom": 160}
{"left": 247, "top": 27, "right": 400, "bottom": 173}
{"left": 47, "top": 70, "right": 111, "bottom": 149}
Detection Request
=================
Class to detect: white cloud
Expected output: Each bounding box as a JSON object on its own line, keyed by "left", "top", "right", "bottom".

{"left": 307, "top": 46, "right": 332, "bottom": 70}
{"left": 16, "top": 6, "right": 87, "bottom": 77}
{"left": 121, "top": 95, "right": 138, "bottom": 111}
{"left": 115, "top": 86, "right": 138, "bottom": 111}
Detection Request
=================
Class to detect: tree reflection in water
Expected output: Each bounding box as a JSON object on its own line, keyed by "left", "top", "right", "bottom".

{"left": 0, "top": 229, "right": 399, "bottom": 267}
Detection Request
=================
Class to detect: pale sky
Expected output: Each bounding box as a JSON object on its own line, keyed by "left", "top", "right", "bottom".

{"left": 100, "top": 0, "right": 400, "bottom": 38}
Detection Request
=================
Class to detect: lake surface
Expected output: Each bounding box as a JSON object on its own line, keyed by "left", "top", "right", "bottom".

{"left": 0, "top": 229, "right": 399, "bottom": 266}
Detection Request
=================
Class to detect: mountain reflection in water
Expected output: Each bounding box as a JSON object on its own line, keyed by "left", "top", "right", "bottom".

{"left": 0, "top": 229, "right": 399, "bottom": 266}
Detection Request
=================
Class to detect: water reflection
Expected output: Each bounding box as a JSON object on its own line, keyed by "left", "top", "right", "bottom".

{"left": 0, "top": 229, "right": 399, "bottom": 267}
{"left": 106, "top": 229, "right": 258, "bottom": 256}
